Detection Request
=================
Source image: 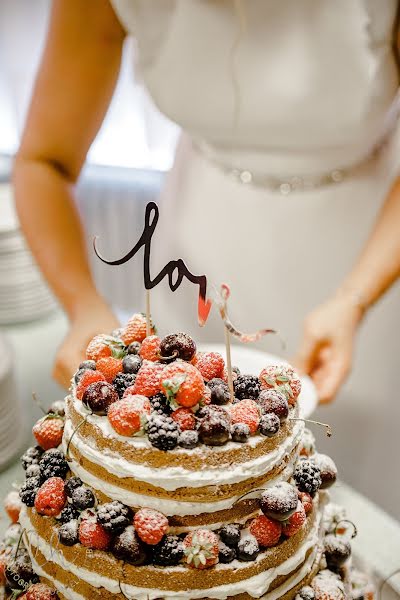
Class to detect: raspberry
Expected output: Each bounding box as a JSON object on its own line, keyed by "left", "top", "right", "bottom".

{"left": 294, "top": 460, "right": 322, "bottom": 497}
{"left": 111, "top": 525, "right": 148, "bottom": 565}
{"left": 258, "top": 389, "right": 289, "bottom": 421}
{"left": 21, "top": 446, "right": 43, "bottom": 470}
{"left": 121, "top": 313, "right": 154, "bottom": 345}
{"left": 26, "top": 583, "right": 59, "bottom": 599}
{"left": 233, "top": 375, "right": 261, "bottom": 401}
{"left": 183, "top": 529, "right": 219, "bottom": 569}
{"left": 194, "top": 352, "right": 225, "bottom": 381}
{"left": 152, "top": 535, "right": 184, "bottom": 566}
{"left": 159, "top": 333, "right": 196, "bottom": 362}
{"left": 161, "top": 362, "right": 205, "bottom": 408}
{"left": 34, "top": 477, "right": 66, "bottom": 517}
{"left": 134, "top": 508, "right": 169, "bottom": 545}
{"left": 298, "top": 492, "right": 313, "bottom": 515}
{"left": 171, "top": 407, "right": 196, "bottom": 431}
{"left": 76, "top": 370, "right": 105, "bottom": 401}
{"left": 4, "top": 490, "right": 22, "bottom": 523}
{"left": 282, "top": 501, "right": 306, "bottom": 537}
{"left": 96, "top": 357, "right": 123, "bottom": 383}
{"left": 229, "top": 399, "right": 260, "bottom": 434}
{"left": 140, "top": 336, "right": 161, "bottom": 362}
{"left": 113, "top": 373, "right": 136, "bottom": 398}
{"left": 147, "top": 414, "right": 179, "bottom": 450}
{"left": 33, "top": 416, "right": 64, "bottom": 450}
{"left": 39, "top": 449, "right": 69, "bottom": 480}
{"left": 133, "top": 362, "right": 164, "bottom": 397}
{"left": 79, "top": 516, "right": 111, "bottom": 550}
{"left": 97, "top": 501, "right": 133, "bottom": 534}
{"left": 249, "top": 515, "right": 282, "bottom": 547}
{"left": 19, "top": 477, "right": 41, "bottom": 507}
{"left": 259, "top": 364, "right": 301, "bottom": 406}
{"left": 108, "top": 395, "right": 151, "bottom": 436}
{"left": 82, "top": 381, "right": 119, "bottom": 415}
{"left": 207, "top": 378, "right": 231, "bottom": 405}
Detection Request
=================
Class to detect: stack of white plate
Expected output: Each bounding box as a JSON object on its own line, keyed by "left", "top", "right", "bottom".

{"left": 0, "top": 333, "right": 23, "bottom": 469}
{"left": 0, "top": 183, "right": 57, "bottom": 324}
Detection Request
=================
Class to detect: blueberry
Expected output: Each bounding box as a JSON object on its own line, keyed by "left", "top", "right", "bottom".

{"left": 122, "top": 355, "right": 142, "bottom": 374}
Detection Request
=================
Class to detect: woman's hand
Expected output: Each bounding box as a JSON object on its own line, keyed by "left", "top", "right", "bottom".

{"left": 53, "top": 296, "right": 120, "bottom": 389}
{"left": 293, "top": 293, "right": 365, "bottom": 404}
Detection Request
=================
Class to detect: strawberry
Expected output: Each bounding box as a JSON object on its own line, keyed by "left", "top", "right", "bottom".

{"left": 193, "top": 352, "right": 225, "bottom": 381}
{"left": 133, "top": 362, "right": 164, "bottom": 397}
{"left": 86, "top": 334, "right": 111, "bottom": 361}
{"left": 183, "top": 529, "right": 219, "bottom": 569}
{"left": 282, "top": 501, "right": 306, "bottom": 537}
{"left": 249, "top": 515, "right": 282, "bottom": 547}
{"left": 298, "top": 491, "right": 313, "bottom": 515}
{"left": 26, "top": 583, "right": 59, "bottom": 599}
{"left": 33, "top": 416, "right": 64, "bottom": 450}
{"left": 76, "top": 370, "right": 106, "bottom": 400}
{"left": 161, "top": 362, "right": 205, "bottom": 408}
{"left": 229, "top": 399, "right": 260, "bottom": 434}
{"left": 4, "top": 490, "right": 22, "bottom": 523}
{"left": 108, "top": 395, "right": 151, "bottom": 436}
{"left": 171, "top": 407, "right": 196, "bottom": 431}
{"left": 34, "top": 477, "right": 66, "bottom": 517}
{"left": 259, "top": 364, "right": 301, "bottom": 406}
{"left": 134, "top": 508, "right": 169, "bottom": 545}
{"left": 121, "top": 313, "right": 154, "bottom": 345}
{"left": 139, "top": 336, "right": 161, "bottom": 362}
{"left": 96, "top": 357, "right": 123, "bottom": 383}
{"left": 79, "top": 516, "right": 111, "bottom": 550}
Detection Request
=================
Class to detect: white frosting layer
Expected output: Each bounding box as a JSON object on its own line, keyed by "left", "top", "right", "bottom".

{"left": 63, "top": 418, "right": 303, "bottom": 491}
{"left": 21, "top": 507, "right": 321, "bottom": 600}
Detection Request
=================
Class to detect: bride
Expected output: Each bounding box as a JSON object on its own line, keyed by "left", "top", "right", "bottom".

{"left": 13, "top": 1, "right": 400, "bottom": 516}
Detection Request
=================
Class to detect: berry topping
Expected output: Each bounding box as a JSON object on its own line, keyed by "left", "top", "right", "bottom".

{"left": 324, "top": 534, "right": 351, "bottom": 570}
{"left": 75, "top": 370, "right": 106, "bottom": 401}
{"left": 122, "top": 354, "right": 142, "bottom": 374}
{"left": 152, "top": 535, "right": 184, "bottom": 566}
{"left": 79, "top": 360, "right": 97, "bottom": 371}
{"left": 33, "top": 416, "right": 64, "bottom": 451}
{"left": 259, "top": 413, "right": 281, "bottom": 437}
{"left": 218, "top": 541, "right": 236, "bottom": 563}
{"left": 260, "top": 482, "right": 299, "bottom": 521}
{"left": 179, "top": 429, "right": 199, "bottom": 449}
{"left": 259, "top": 364, "right": 301, "bottom": 406}
{"left": 58, "top": 520, "right": 79, "bottom": 546}
{"left": 219, "top": 524, "right": 241, "bottom": 547}
{"left": 121, "top": 313, "right": 154, "bottom": 345}
{"left": 183, "top": 529, "right": 219, "bottom": 569}
{"left": 34, "top": 477, "right": 66, "bottom": 517}
{"left": 21, "top": 446, "right": 43, "bottom": 470}
{"left": 313, "top": 454, "right": 337, "bottom": 489}
{"left": 207, "top": 378, "right": 231, "bottom": 405}
{"left": 282, "top": 501, "right": 306, "bottom": 537}
{"left": 194, "top": 352, "right": 225, "bottom": 381}
{"left": 5, "top": 551, "right": 38, "bottom": 590}
{"left": 133, "top": 361, "right": 164, "bottom": 397}
{"left": 312, "top": 570, "right": 346, "bottom": 600}
{"left": 111, "top": 525, "right": 148, "bottom": 565}
{"left": 96, "top": 357, "right": 123, "bottom": 383}
{"left": 108, "top": 395, "right": 151, "bottom": 436}
{"left": 113, "top": 373, "right": 136, "bottom": 398}
{"left": 97, "top": 501, "right": 132, "bottom": 534}
{"left": 4, "top": 490, "right": 22, "bottom": 524}
{"left": 127, "top": 341, "right": 141, "bottom": 355}
{"left": 82, "top": 380, "right": 119, "bottom": 415}
{"left": 26, "top": 583, "right": 59, "bottom": 599}
{"left": 294, "top": 460, "right": 322, "bottom": 497}
{"left": 249, "top": 514, "right": 282, "bottom": 547}
{"left": 65, "top": 476, "right": 83, "bottom": 497}
{"left": 229, "top": 399, "right": 260, "bottom": 434}
{"left": 295, "top": 586, "right": 316, "bottom": 600}
{"left": 86, "top": 334, "right": 125, "bottom": 362}
{"left": 79, "top": 516, "right": 112, "bottom": 550}
{"left": 171, "top": 407, "right": 196, "bottom": 431}
{"left": 134, "top": 508, "right": 169, "bottom": 545}
{"left": 39, "top": 449, "right": 69, "bottom": 480}
{"left": 161, "top": 362, "right": 205, "bottom": 408}
{"left": 198, "top": 407, "right": 231, "bottom": 446}
{"left": 160, "top": 333, "right": 196, "bottom": 363}
{"left": 149, "top": 392, "right": 172, "bottom": 416}
{"left": 74, "top": 368, "right": 90, "bottom": 384}
{"left": 47, "top": 400, "right": 66, "bottom": 417}
{"left": 237, "top": 534, "right": 260, "bottom": 561}
{"left": 140, "top": 335, "right": 162, "bottom": 362}
{"left": 25, "top": 464, "right": 42, "bottom": 479}
{"left": 298, "top": 492, "right": 313, "bottom": 515}
{"left": 56, "top": 504, "right": 80, "bottom": 524}
{"left": 231, "top": 422, "right": 250, "bottom": 443}
{"left": 19, "top": 477, "right": 41, "bottom": 507}
{"left": 233, "top": 374, "right": 261, "bottom": 401}
{"left": 299, "top": 428, "right": 316, "bottom": 457}
{"left": 258, "top": 389, "right": 289, "bottom": 421}
{"left": 71, "top": 486, "right": 96, "bottom": 510}
{"left": 147, "top": 414, "right": 179, "bottom": 451}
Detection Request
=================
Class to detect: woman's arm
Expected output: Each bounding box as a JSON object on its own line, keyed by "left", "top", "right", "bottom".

{"left": 13, "top": 0, "right": 126, "bottom": 387}
{"left": 294, "top": 177, "right": 400, "bottom": 403}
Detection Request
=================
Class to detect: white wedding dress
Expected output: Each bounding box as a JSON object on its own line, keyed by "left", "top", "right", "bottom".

{"left": 110, "top": 0, "right": 400, "bottom": 518}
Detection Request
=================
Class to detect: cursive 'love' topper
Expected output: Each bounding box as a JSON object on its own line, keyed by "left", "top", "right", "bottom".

{"left": 93, "top": 202, "right": 212, "bottom": 326}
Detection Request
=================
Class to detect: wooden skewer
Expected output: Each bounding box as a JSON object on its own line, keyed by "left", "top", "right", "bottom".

{"left": 224, "top": 324, "right": 234, "bottom": 402}
{"left": 145, "top": 289, "right": 151, "bottom": 337}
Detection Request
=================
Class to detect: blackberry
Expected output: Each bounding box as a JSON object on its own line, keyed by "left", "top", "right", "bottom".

{"left": 57, "top": 504, "right": 80, "bottom": 524}
{"left": 47, "top": 400, "right": 66, "bottom": 417}
{"left": 82, "top": 381, "right": 118, "bottom": 415}
{"left": 237, "top": 535, "right": 259, "bottom": 561}
{"left": 231, "top": 423, "right": 250, "bottom": 443}
{"left": 111, "top": 525, "right": 148, "bottom": 565}
{"left": 258, "top": 389, "right": 289, "bottom": 421}
{"left": 39, "top": 449, "right": 69, "bottom": 480}
{"left": 198, "top": 408, "right": 230, "bottom": 446}
{"left": 58, "top": 519, "right": 79, "bottom": 546}
{"left": 113, "top": 372, "right": 136, "bottom": 398}
{"left": 149, "top": 393, "right": 172, "bottom": 416}
{"left": 19, "top": 476, "right": 41, "bottom": 507}
{"left": 147, "top": 414, "right": 179, "bottom": 451}
{"left": 65, "top": 477, "right": 83, "bottom": 497}
{"left": 207, "top": 378, "right": 231, "bottom": 405}
{"left": 152, "top": 535, "right": 184, "bottom": 566}
{"left": 218, "top": 541, "right": 236, "bottom": 563}
{"left": 159, "top": 332, "right": 196, "bottom": 363}
{"left": 21, "top": 446, "right": 43, "bottom": 470}
{"left": 71, "top": 486, "right": 96, "bottom": 510}
{"left": 97, "top": 501, "right": 132, "bottom": 534}
{"left": 296, "top": 586, "right": 315, "bottom": 600}
{"left": 79, "top": 360, "right": 96, "bottom": 371}
{"left": 294, "top": 460, "right": 322, "bottom": 497}
{"left": 259, "top": 413, "right": 281, "bottom": 437}
{"left": 127, "top": 341, "right": 141, "bottom": 355}
{"left": 233, "top": 375, "right": 261, "bottom": 401}
{"left": 25, "top": 464, "right": 42, "bottom": 480}
{"left": 5, "top": 551, "right": 39, "bottom": 589}
{"left": 219, "top": 524, "right": 240, "bottom": 547}
{"left": 122, "top": 354, "right": 142, "bottom": 374}
{"left": 179, "top": 430, "right": 199, "bottom": 449}
{"left": 324, "top": 534, "right": 351, "bottom": 570}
